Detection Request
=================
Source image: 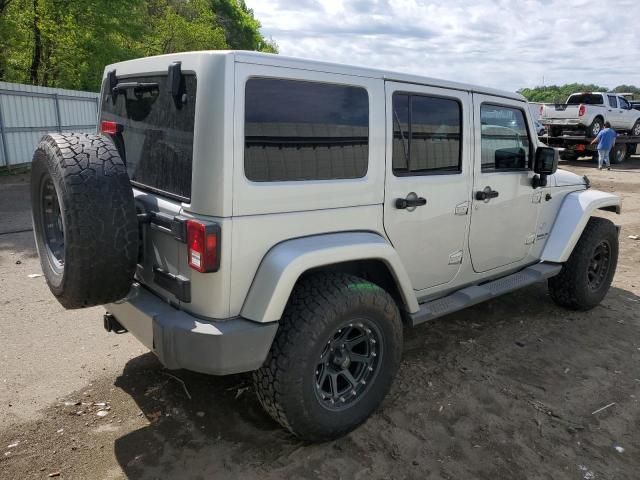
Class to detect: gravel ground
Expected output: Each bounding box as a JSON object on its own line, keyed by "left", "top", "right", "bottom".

{"left": 0, "top": 159, "right": 639, "bottom": 480}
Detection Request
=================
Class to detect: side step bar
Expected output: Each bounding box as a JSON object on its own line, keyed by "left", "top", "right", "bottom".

{"left": 409, "top": 262, "right": 562, "bottom": 327}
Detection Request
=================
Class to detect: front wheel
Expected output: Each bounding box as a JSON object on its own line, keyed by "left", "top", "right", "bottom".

{"left": 253, "top": 273, "right": 403, "bottom": 441}
{"left": 548, "top": 217, "right": 618, "bottom": 311}
{"left": 631, "top": 120, "right": 640, "bottom": 137}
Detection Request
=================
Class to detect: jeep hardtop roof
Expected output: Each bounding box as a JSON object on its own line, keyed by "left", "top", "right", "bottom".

{"left": 104, "top": 50, "right": 526, "bottom": 103}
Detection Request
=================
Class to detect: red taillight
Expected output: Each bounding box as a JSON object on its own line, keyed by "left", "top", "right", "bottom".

{"left": 100, "top": 120, "right": 120, "bottom": 135}
{"left": 186, "top": 220, "right": 220, "bottom": 273}
{"left": 578, "top": 104, "right": 586, "bottom": 117}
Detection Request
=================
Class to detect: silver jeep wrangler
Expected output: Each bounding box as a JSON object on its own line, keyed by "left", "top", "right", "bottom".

{"left": 31, "top": 51, "right": 621, "bottom": 441}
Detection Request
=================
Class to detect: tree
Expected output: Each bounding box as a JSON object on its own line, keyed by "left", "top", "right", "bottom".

{"left": 0, "top": 0, "right": 278, "bottom": 91}
{"left": 611, "top": 85, "right": 640, "bottom": 98}
{"left": 210, "top": 0, "right": 277, "bottom": 53}
{"left": 144, "top": 0, "right": 226, "bottom": 56}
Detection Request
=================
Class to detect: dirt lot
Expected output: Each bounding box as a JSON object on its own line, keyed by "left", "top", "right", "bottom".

{"left": 1, "top": 159, "right": 639, "bottom": 480}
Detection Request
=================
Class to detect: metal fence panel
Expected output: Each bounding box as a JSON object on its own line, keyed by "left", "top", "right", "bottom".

{"left": 0, "top": 81, "right": 99, "bottom": 167}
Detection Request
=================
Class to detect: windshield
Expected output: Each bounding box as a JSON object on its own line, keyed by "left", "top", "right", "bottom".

{"left": 567, "top": 94, "right": 603, "bottom": 105}
{"left": 100, "top": 74, "right": 197, "bottom": 202}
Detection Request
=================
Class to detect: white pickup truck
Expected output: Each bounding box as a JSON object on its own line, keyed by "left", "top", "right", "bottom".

{"left": 541, "top": 92, "right": 640, "bottom": 138}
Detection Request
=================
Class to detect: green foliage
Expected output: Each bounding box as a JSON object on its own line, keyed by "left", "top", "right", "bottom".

{"left": 610, "top": 85, "right": 640, "bottom": 97}
{"left": 519, "top": 83, "right": 640, "bottom": 102}
{"left": 0, "top": 0, "right": 277, "bottom": 91}
{"left": 211, "top": 0, "right": 278, "bottom": 53}
{"left": 145, "top": 0, "right": 226, "bottom": 56}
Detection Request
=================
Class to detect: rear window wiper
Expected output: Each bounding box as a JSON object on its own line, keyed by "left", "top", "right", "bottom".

{"left": 112, "top": 82, "right": 159, "bottom": 95}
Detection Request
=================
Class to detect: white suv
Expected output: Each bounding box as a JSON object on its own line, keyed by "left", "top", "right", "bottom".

{"left": 30, "top": 51, "right": 621, "bottom": 441}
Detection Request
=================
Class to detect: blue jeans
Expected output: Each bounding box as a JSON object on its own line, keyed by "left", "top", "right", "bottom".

{"left": 597, "top": 149, "right": 610, "bottom": 168}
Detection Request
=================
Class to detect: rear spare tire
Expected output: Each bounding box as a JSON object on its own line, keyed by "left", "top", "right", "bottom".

{"left": 30, "top": 133, "right": 138, "bottom": 309}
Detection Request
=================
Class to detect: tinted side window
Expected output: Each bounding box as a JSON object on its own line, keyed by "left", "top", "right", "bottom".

{"left": 480, "top": 104, "right": 531, "bottom": 172}
{"left": 392, "top": 93, "right": 462, "bottom": 175}
{"left": 608, "top": 95, "right": 618, "bottom": 108}
{"left": 619, "top": 98, "right": 630, "bottom": 109}
{"left": 244, "top": 78, "right": 368, "bottom": 182}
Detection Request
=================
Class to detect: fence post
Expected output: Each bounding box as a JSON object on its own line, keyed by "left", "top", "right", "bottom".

{"left": 0, "top": 95, "right": 9, "bottom": 168}
{"left": 53, "top": 93, "right": 62, "bottom": 133}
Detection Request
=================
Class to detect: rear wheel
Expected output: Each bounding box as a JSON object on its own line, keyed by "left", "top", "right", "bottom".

{"left": 548, "top": 217, "right": 618, "bottom": 311}
{"left": 586, "top": 117, "right": 604, "bottom": 138}
{"left": 549, "top": 126, "right": 563, "bottom": 138}
{"left": 560, "top": 150, "right": 578, "bottom": 161}
{"left": 31, "top": 133, "right": 138, "bottom": 309}
{"left": 631, "top": 120, "right": 640, "bottom": 137}
{"left": 610, "top": 143, "right": 626, "bottom": 164}
{"left": 253, "top": 273, "right": 403, "bottom": 441}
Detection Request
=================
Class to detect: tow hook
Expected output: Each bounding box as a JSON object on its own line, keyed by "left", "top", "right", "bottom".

{"left": 103, "top": 313, "right": 128, "bottom": 334}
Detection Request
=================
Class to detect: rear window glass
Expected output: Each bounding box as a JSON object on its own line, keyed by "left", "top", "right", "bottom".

{"left": 566, "top": 94, "right": 603, "bottom": 105}
{"left": 244, "top": 78, "right": 369, "bottom": 182}
{"left": 100, "top": 74, "right": 196, "bottom": 202}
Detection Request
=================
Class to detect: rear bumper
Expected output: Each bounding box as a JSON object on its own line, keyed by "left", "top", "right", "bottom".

{"left": 542, "top": 119, "right": 585, "bottom": 127}
{"left": 106, "top": 284, "right": 278, "bottom": 375}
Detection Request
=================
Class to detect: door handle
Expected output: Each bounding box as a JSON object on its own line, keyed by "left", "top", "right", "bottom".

{"left": 475, "top": 187, "right": 499, "bottom": 202}
{"left": 395, "top": 192, "right": 427, "bottom": 210}
{"left": 396, "top": 197, "right": 427, "bottom": 209}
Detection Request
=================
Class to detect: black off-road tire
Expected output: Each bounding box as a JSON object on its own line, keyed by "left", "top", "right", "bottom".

{"left": 586, "top": 117, "right": 604, "bottom": 138}
{"left": 548, "top": 217, "right": 618, "bottom": 311}
{"left": 30, "top": 133, "right": 138, "bottom": 309}
{"left": 549, "top": 126, "right": 563, "bottom": 138}
{"left": 610, "top": 143, "right": 626, "bottom": 164}
{"left": 253, "top": 273, "right": 403, "bottom": 441}
{"left": 560, "top": 150, "right": 578, "bottom": 161}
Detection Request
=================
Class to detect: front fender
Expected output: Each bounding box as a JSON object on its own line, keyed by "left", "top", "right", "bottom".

{"left": 240, "top": 232, "right": 419, "bottom": 323}
{"left": 541, "top": 189, "right": 621, "bottom": 263}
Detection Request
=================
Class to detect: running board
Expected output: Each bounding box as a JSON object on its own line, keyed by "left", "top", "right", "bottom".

{"left": 409, "top": 262, "right": 562, "bottom": 327}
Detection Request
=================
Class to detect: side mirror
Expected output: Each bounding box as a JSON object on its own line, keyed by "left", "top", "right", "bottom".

{"left": 534, "top": 146, "right": 559, "bottom": 175}
{"left": 532, "top": 146, "right": 559, "bottom": 188}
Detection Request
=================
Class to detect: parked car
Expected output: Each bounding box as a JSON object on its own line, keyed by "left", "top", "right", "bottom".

{"left": 541, "top": 92, "right": 640, "bottom": 137}
{"left": 30, "top": 51, "right": 621, "bottom": 441}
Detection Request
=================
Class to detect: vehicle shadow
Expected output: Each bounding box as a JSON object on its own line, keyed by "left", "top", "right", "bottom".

{"left": 112, "top": 283, "right": 640, "bottom": 479}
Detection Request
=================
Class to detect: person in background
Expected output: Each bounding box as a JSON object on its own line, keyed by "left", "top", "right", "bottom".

{"left": 590, "top": 121, "right": 617, "bottom": 170}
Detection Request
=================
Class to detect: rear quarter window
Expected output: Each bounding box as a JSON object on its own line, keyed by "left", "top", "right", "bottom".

{"left": 244, "top": 78, "right": 369, "bottom": 182}
{"left": 100, "top": 74, "right": 197, "bottom": 202}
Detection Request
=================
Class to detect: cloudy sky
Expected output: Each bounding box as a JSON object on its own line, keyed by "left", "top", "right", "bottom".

{"left": 248, "top": 0, "right": 639, "bottom": 92}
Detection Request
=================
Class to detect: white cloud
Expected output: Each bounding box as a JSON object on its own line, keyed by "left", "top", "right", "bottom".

{"left": 248, "top": 0, "right": 640, "bottom": 92}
